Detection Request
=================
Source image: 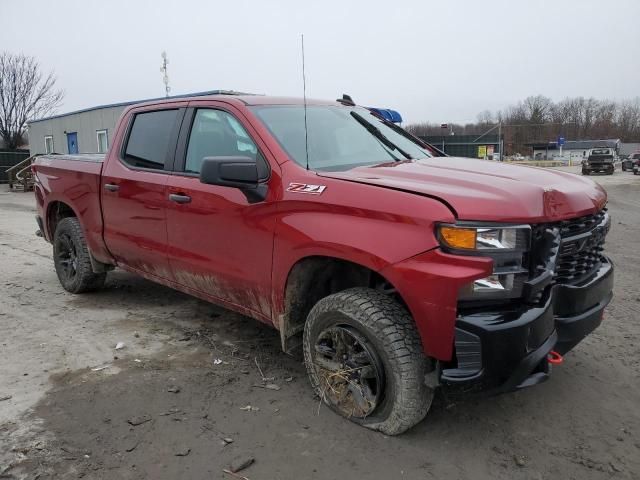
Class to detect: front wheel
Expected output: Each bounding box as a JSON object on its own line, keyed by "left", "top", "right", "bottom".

{"left": 53, "top": 217, "right": 107, "bottom": 293}
{"left": 303, "top": 288, "right": 434, "bottom": 435}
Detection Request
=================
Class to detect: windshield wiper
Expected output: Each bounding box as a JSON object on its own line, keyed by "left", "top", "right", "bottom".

{"left": 377, "top": 117, "right": 445, "bottom": 157}
{"left": 350, "top": 111, "right": 413, "bottom": 160}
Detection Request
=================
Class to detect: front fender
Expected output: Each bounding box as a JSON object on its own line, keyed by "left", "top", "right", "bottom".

{"left": 271, "top": 194, "right": 455, "bottom": 322}
{"left": 380, "top": 250, "right": 492, "bottom": 360}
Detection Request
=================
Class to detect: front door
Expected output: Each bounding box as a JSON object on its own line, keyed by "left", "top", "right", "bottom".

{"left": 101, "top": 106, "right": 185, "bottom": 278}
{"left": 165, "top": 105, "right": 277, "bottom": 320}
{"left": 67, "top": 132, "right": 78, "bottom": 154}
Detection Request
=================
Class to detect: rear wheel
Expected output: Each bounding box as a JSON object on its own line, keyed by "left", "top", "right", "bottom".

{"left": 303, "top": 288, "right": 434, "bottom": 435}
{"left": 582, "top": 169, "right": 589, "bottom": 175}
{"left": 53, "top": 217, "right": 107, "bottom": 293}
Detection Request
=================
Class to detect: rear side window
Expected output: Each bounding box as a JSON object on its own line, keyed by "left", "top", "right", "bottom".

{"left": 123, "top": 109, "right": 178, "bottom": 169}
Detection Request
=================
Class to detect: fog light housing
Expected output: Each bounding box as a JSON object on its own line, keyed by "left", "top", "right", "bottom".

{"left": 474, "top": 273, "right": 514, "bottom": 292}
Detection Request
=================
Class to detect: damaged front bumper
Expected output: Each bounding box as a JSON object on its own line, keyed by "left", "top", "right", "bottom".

{"left": 440, "top": 257, "right": 614, "bottom": 394}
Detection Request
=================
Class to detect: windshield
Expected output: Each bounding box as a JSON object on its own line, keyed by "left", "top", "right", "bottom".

{"left": 251, "top": 105, "right": 434, "bottom": 171}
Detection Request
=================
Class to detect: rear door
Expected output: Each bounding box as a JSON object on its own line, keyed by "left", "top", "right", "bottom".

{"left": 164, "top": 103, "right": 277, "bottom": 320}
{"left": 101, "top": 104, "right": 186, "bottom": 278}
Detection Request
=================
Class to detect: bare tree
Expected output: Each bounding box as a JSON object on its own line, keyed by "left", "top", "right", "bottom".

{"left": 0, "top": 52, "right": 63, "bottom": 149}
{"left": 523, "top": 95, "right": 552, "bottom": 124}
{"left": 618, "top": 99, "right": 640, "bottom": 141}
{"left": 477, "top": 110, "right": 494, "bottom": 125}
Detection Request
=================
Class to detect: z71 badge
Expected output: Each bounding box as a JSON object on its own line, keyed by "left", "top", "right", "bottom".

{"left": 287, "top": 183, "right": 327, "bottom": 195}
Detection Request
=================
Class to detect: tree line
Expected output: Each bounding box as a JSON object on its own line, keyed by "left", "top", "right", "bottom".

{"left": 406, "top": 96, "right": 640, "bottom": 155}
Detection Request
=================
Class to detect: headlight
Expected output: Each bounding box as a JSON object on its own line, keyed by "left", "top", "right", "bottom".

{"left": 437, "top": 223, "right": 531, "bottom": 300}
{"left": 439, "top": 225, "right": 526, "bottom": 251}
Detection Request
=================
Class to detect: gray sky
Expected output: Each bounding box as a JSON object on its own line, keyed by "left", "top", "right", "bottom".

{"left": 2, "top": 0, "right": 639, "bottom": 124}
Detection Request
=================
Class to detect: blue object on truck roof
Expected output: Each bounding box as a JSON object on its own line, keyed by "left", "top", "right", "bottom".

{"left": 367, "top": 108, "right": 403, "bottom": 123}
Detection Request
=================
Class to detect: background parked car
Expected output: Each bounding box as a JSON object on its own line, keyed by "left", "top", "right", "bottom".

{"left": 623, "top": 152, "right": 640, "bottom": 172}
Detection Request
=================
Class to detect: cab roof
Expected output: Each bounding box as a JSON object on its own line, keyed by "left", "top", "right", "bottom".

{"left": 186, "top": 95, "right": 342, "bottom": 107}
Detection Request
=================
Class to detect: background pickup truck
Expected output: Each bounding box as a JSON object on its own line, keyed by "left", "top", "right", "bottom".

{"left": 582, "top": 147, "right": 615, "bottom": 175}
{"left": 32, "top": 94, "right": 614, "bottom": 435}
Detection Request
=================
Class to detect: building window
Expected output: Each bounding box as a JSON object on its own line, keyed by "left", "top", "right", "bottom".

{"left": 44, "top": 135, "right": 54, "bottom": 154}
{"left": 96, "top": 130, "right": 108, "bottom": 154}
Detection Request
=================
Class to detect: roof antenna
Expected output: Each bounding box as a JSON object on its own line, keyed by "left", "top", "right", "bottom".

{"left": 301, "top": 34, "right": 310, "bottom": 171}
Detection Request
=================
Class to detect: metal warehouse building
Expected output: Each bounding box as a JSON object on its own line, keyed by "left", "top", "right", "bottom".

{"left": 527, "top": 139, "right": 620, "bottom": 161}
{"left": 26, "top": 90, "right": 241, "bottom": 156}
{"left": 419, "top": 134, "right": 501, "bottom": 159}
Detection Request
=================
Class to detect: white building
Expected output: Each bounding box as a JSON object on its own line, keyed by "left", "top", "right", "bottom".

{"left": 530, "top": 139, "right": 620, "bottom": 163}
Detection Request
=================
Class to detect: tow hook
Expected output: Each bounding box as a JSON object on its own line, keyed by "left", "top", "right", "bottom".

{"left": 547, "top": 350, "right": 563, "bottom": 365}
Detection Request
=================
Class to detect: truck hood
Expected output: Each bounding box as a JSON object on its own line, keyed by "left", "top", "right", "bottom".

{"left": 318, "top": 157, "right": 607, "bottom": 222}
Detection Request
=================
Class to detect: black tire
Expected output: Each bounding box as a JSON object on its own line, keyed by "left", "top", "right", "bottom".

{"left": 303, "top": 288, "right": 434, "bottom": 435}
{"left": 582, "top": 169, "right": 589, "bottom": 175}
{"left": 53, "top": 217, "right": 107, "bottom": 293}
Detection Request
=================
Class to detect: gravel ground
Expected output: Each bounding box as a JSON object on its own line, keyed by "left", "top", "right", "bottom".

{"left": 1, "top": 168, "right": 639, "bottom": 480}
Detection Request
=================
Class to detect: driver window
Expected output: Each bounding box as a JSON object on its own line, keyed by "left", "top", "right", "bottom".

{"left": 185, "top": 109, "right": 259, "bottom": 174}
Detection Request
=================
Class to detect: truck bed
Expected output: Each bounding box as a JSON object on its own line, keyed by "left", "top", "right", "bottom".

{"left": 32, "top": 153, "right": 108, "bottom": 262}
{"left": 36, "top": 153, "right": 105, "bottom": 163}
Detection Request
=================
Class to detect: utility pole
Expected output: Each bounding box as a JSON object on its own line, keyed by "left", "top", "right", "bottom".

{"left": 440, "top": 123, "right": 448, "bottom": 154}
{"left": 498, "top": 121, "right": 502, "bottom": 161}
{"left": 160, "top": 51, "right": 171, "bottom": 98}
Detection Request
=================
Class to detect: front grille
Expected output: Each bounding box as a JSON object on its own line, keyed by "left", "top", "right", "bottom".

{"left": 556, "top": 209, "right": 607, "bottom": 238}
{"left": 555, "top": 243, "right": 604, "bottom": 284}
{"left": 533, "top": 208, "right": 609, "bottom": 286}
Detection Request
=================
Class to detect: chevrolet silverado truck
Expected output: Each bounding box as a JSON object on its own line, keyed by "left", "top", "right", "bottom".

{"left": 32, "top": 94, "right": 614, "bottom": 435}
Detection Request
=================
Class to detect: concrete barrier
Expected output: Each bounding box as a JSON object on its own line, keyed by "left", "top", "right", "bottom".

{"left": 505, "top": 160, "right": 566, "bottom": 167}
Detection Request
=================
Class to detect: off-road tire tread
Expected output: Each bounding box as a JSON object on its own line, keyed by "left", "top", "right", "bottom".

{"left": 54, "top": 217, "right": 106, "bottom": 293}
{"left": 303, "top": 287, "right": 433, "bottom": 435}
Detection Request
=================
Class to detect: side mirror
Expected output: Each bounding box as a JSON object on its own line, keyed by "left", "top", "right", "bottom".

{"left": 200, "top": 156, "right": 259, "bottom": 188}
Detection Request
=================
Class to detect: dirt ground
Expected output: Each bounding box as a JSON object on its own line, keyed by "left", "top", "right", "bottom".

{"left": 1, "top": 167, "right": 639, "bottom": 480}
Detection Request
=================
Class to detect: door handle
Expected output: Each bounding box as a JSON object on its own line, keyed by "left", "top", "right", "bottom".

{"left": 169, "top": 193, "right": 191, "bottom": 204}
{"left": 104, "top": 183, "right": 120, "bottom": 192}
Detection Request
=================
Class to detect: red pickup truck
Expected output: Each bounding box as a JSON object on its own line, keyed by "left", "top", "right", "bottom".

{"left": 32, "top": 94, "right": 613, "bottom": 435}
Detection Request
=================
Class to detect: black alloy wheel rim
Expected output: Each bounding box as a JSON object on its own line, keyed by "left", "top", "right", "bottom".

{"left": 312, "top": 324, "right": 384, "bottom": 418}
{"left": 57, "top": 234, "right": 78, "bottom": 281}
